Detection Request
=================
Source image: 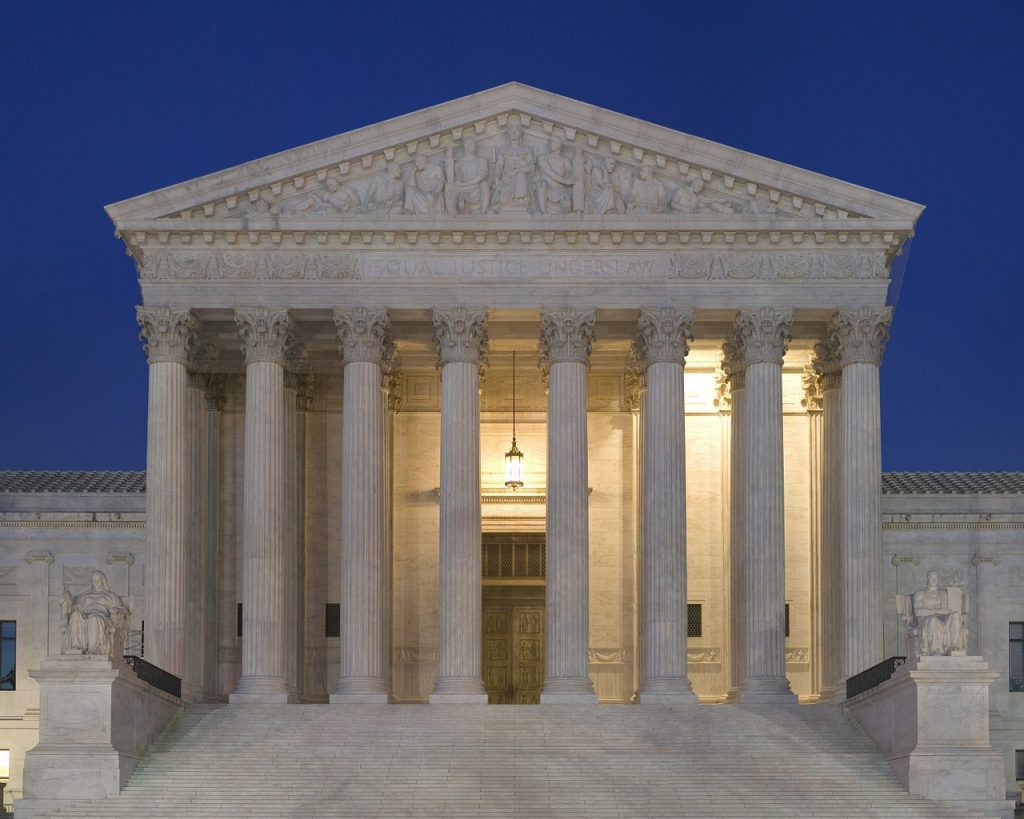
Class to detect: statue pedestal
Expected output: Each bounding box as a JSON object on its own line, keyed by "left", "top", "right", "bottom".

{"left": 16, "top": 655, "right": 182, "bottom": 819}
{"left": 848, "top": 654, "right": 1015, "bottom": 819}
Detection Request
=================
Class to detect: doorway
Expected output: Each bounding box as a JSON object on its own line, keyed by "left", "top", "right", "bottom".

{"left": 481, "top": 533, "right": 545, "bottom": 704}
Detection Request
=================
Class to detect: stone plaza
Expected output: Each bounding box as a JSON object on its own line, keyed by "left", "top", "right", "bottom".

{"left": 0, "top": 84, "right": 1021, "bottom": 817}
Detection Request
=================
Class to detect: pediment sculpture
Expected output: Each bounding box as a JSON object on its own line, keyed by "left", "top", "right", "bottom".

{"left": 59, "top": 570, "right": 132, "bottom": 657}
{"left": 896, "top": 570, "right": 969, "bottom": 658}
{"left": 224, "top": 116, "right": 802, "bottom": 222}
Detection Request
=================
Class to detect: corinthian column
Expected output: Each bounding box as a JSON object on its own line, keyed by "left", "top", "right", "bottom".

{"left": 735, "top": 307, "right": 797, "bottom": 704}
{"left": 540, "top": 308, "right": 597, "bottom": 703}
{"left": 430, "top": 308, "right": 489, "bottom": 703}
{"left": 137, "top": 306, "right": 197, "bottom": 697}
{"left": 721, "top": 341, "right": 746, "bottom": 702}
{"left": 829, "top": 307, "right": 891, "bottom": 680}
{"left": 635, "top": 308, "right": 698, "bottom": 704}
{"left": 331, "top": 308, "right": 393, "bottom": 703}
{"left": 813, "top": 340, "right": 844, "bottom": 699}
{"left": 231, "top": 308, "right": 293, "bottom": 703}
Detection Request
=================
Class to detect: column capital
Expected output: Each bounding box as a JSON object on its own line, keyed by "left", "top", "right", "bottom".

{"left": 720, "top": 339, "right": 746, "bottom": 391}
{"left": 431, "top": 307, "right": 488, "bottom": 366}
{"left": 136, "top": 306, "right": 198, "bottom": 364}
{"left": 828, "top": 307, "right": 892, "bottom": 367}
{"left": 384, "top": 360, "right": 403, "bottom": 412}
{"left": 633, "top": 308, "right": 694, "bottom": 367}
{"left": 333, "top": 307, "right": 394, "bottom": 366}
{"left": 235, "top": 308, "right": 294, "bottom": 365}
{"left": 625, "top": 349, "right": 646, "bottom": 411}
{"left": 540, "top": 308, "right": 595, "bottom": 366}
{"left": 713, "top": 367, "right": 731, "bottom": 411}
{"left": 733, "top": 307, "right": 793, "bottom": 367}
{"left": 802, "top": 367, "right": 824, "bottom": 412}
{"left": 812, "top": 338, "right": 843, "bottom": 392}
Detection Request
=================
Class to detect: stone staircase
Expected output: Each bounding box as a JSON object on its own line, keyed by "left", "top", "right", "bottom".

{"left": 43, "top": 702, "right": 988, "bottom": 818}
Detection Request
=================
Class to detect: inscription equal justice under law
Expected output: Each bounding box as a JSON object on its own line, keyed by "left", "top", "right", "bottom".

{"left": 141, "top": 250, "right": 887, "bottom": 281}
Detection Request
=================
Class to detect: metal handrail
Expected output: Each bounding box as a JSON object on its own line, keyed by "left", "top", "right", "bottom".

{"left": 123, "top": 655, "right": 182, "bottom": 699}
{"left": 846, "top": 656, "right": 906, "bottom": 699}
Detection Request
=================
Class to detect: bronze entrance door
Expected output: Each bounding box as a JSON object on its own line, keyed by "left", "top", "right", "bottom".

{"left": 481, "top": 534, "right": 545, "bottom": 704}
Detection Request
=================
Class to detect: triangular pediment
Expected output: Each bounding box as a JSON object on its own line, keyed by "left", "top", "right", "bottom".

{"left": 106, "top": 83, "right": 922, "bottom": 231}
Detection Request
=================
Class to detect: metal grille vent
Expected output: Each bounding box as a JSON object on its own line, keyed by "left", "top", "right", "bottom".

{"left": 482, "top": 534, "right": 546, "bottom": 579}
{"left": 785, "top": 603, "right": 791, "bottom": 638}
{"left": 687, "top": 603, "right": 703, "bottom": 638}
{"left": 325, "top": 604, "right": 341, "bottom": 638}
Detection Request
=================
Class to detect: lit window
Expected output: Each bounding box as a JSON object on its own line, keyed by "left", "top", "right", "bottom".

{"left": 0, "top": 622, "right": 14, "bottom": 691}
{"left": 1011, "top": 623, "right": 1024, "bottom": 692}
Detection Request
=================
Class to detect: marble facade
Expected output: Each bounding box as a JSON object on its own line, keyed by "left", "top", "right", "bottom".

{"left": 1, "top": 85, "right": 1023, "bottom": 808}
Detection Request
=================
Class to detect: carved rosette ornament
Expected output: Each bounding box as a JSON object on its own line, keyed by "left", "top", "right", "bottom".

{"left": 720, "top": 339, "right": 746, "bottom": 392}
{"left": 812, "top": 339, "right": 842, "bottom": 392}
{"left": 431, "top": 307, "right": 489, "bottom": 366}
{"left": 334, "top": 308, "right": 394, "bottom": 366}
{"left": 539, "top": 308, "right": 596, "bottom": 367}
{"left": 136, "top": 306, "right": 198, "bottom": 364}
{"left": 633, "top": 308, "right": 694, "bottom": 368}
{"left": 828, "top": 307, "right": 892, "bottom": 367}
{"left": 235, "top": 308, "right": 294, "bottom": 365}
{"left": 733, "top": 307, "right": 793, "bottom": 367}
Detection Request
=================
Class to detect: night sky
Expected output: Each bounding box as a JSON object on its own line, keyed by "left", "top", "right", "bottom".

{"left": 2, "top": 2, "right": 1021, "bottom": 471}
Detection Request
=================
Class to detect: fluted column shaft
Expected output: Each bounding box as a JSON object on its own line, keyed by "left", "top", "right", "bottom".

{"left": 635, "top": 309, "right": 697, "bottom": 704}
{"left": 722, "top": 346, "right": 746, "bottom": 700}
{"left": 540, "top": 309, "right": 598, "bottom": 703}
{"left": 332, "top": 308, "right": 392, "bottom": 703}
{"left": 430, "top": 308, "right": 488, "bottom": 702}
{"left": 282, "top": 375, "right": 300, "bottom": 699}
{"left": 137, "top": 307, "right": 197, "bottom": 698}
{"left": 830, "top": 307, "right": 890, "bottom": 680}
{"left": 735, "top": 308, "right": 797, "bottom": 704}
{"left": 814, "top": 341, "right": 844, "bottom": 699}
{"left": 231, "top": 308, "right": 292, "bottom": 703}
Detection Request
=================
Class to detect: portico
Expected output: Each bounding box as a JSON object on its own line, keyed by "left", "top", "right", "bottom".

{"left": 112, "top": 83, "right": 920, "bottom": 706}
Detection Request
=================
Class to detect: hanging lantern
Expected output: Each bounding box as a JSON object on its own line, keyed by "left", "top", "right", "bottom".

{"left": 504, "top": 350, "right": 525, "bottom": 490}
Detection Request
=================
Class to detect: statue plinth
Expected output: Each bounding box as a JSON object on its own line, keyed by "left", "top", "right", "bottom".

{"left": 15, "top": 654, "right": 182, "bottom": 819}
{"left": 848, "top": 654, "right": 1015, "bottom": 819}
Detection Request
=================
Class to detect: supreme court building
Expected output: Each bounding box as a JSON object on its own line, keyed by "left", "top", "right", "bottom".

{"left": 3, "top": 84, "right": 1023, "bottom": 814}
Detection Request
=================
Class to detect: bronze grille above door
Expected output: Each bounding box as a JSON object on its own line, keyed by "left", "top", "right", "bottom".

{"left": 481, "top": 533, "right": 546, "bottom": 580}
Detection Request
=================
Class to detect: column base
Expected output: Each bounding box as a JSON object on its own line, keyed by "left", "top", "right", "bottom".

{"left": 541, "top": 677, "right": 598, "bottom": 704}
{"left": 637, "top": 677, "right": 698, "bottom": 705}
{"left": 736, "top": 676, "right": 797, "bottom": 705}
{"left": 430, "top": 676, "right": 487, "bottom": 704}
{"left": 330, "top": 692, "right": 391, "bottom": 704}
{"left": 230, "top": 675, "right": 291, "bottom": 704}
{"left": 332, "top": 677, "right": 391, "bottom": 704}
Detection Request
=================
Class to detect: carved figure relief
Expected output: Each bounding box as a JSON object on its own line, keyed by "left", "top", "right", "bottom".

{"left": 404, "top": 154, "right": 446, "bottom": 215}
{"left": 192, "top": 118, "right": 852, "bottom": 222}
{"left": 534, "top": 137, "right": 577, "bottom": 214}
{"left": 59, "top": 570, "right": 131, "bottom": 657}
{"left": 491, "top": 120, "right": 535, "bottom": 212}
{"left": 368, "top": 163, "right": 405, "bottom": 214}
{"left": 289, "top": 178, "right": 360, "bottom": 214}
{"left": 627, "top": 166, "right": 668, "bottom": 214}
{"left": 444, "top": 136, "right": 490, "bottom": 214}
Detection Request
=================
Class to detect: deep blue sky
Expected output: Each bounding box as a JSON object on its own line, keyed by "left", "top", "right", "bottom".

{"left": 1, "top": 2, "right": 1021, "bottom": 471}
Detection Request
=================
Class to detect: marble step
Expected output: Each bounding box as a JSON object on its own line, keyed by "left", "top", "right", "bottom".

{"left": 43, "top": 703, "right": 988, "bottom": 819}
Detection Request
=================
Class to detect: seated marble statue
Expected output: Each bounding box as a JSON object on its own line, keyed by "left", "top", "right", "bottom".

{"left": 898, "top": 570, "right": 968, "bottom": 657}
{"left": 59, "top": 570, "right": 131, "bottom": 657}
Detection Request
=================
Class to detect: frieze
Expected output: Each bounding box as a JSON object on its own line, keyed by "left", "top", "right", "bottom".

{"left": 140, "top": 249, "right": 888, "bottom": 283}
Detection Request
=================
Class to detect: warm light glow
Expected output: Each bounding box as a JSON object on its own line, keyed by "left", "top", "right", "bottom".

{"left": 504, "top": 440, "right": 524, "bottom": 490}
{"left": 0, "top": 749, "right": 9, "bottom": 780}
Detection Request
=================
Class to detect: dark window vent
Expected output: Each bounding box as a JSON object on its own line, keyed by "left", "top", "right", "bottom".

{"left": 326, "top": 604, "right": 341, "bottom": 638}
{"left": 687, "top": 604, "right": 702, "bottom": 638}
